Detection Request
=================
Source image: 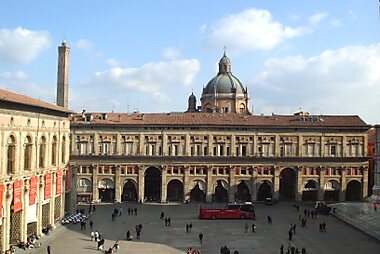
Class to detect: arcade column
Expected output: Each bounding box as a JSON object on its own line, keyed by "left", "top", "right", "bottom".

{"left": 295, "top": 167, "right": 303, "bottom": 202}
{"left": 317, "top": 167, "right": 325, "bottom": 201}
{"left": 251, "top": 168, "right": 258, "bottom": 202}
{"left": 92, "top": 164, "right": 99, "bottom": 202}
{"left": 339, "top": 168, "right": 347, "bottom": 201}
{"left": 273, "top": 167, "right": 280, "bottom": 201}
{"left": 114, "top": 165, "right": 121, "bottom": 203}
{"left": 228, "top": 166, "right": 235, "bottom": 202}
{"left": 160, "top": 166, "right": 167, "bottom": 203}
{"left": 206, "top": 167, "right": 213, "bottom": 202}
{"left": 138, "top": 166, "right": 144, "bottom": 203}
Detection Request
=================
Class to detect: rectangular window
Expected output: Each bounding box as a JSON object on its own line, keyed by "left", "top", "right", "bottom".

{"left": 213, "top": 146, "right": 217, "bottom": 156}
{"left": 219, "top": 145, "right": 224, "bottom": 156}
{"left": 241, "top": 145, "right": 247, "bottom": 156}
{"left": 80, "top": 143, "right": 87, "bottom": 155}
{"left": 226, "top": 146, "right": 230, "bottom": 156}
{"left": 331, "top": 145, "right": 336, "bottom": 156}
{"left": 197, "top": 144, "right": 202, "bottom": 156}
{"left": 204, "top": 146, "right": 208, "bottom": 156}
{"left": 190, "top": 146, "right": 194, "bottom": 156}
{"left": 126, "top": 143, "right": 133, "bottom": 155}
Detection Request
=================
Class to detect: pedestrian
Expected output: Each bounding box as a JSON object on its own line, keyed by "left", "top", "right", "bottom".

{"left": 233, "top": 251, "right": 239, "bottom": 254}
{"left": 89, "top": 220, "right": 94, "bottom": 229}
{"left": 186, "top": 224, "right": 189, "bottom": 233}
{"left": 112, "top": 213, "right": 115, "bottom": 221}
{"left": 119, "top": 207, "right": 122, "bottom": 216}
{"left": 128, "top": 208, "right": 131, "bottom": 215}
{"left": 138, "top": 223, "right": 143, "bottom": 232}
{"left": 322, "top": 222, "right": 326, "bottom": 232}
{"left": 267, "top": 216, "right": 272, "bottom": 224}
{"left": 244, "top": 223, "right": 248, "bottom": 233}
{"left": 136, "top": 230, "right": 141, "bottom": 239}
{"left": 47, "top": 245, "right": 51, "bottom": 254}
{"left": 296, "top": 205, "right": 300, "bottom": 211}
{"left": 90, "top": 231, "right": 94, "bottom": 241}
{"left": 301, "top": 247, "right": 306, "bottom": 254}
{"left": 295, "top": 248, "right": 300, "bottom": 254}
{"left": 164, "top": 217, "right": 168, "bottom": 226}
{"left": 112, "top": 241, "right": 119, "bottom": 252}
{"left": 280, "top": 244, "right": 284, "bottom": 254}
{"left": 292, "top": 224, "right": 296, "bottom": 234}
{"left": 288, "top": 229, "right": 293, "bottom": 241}
{"left": 189, "top": 223, "right": 192, "bottom": 233}
{"left": 168, "top": 217, "right": 171, "bottom": 226}
{"left": 373, "top": 202, "right": 378, "bottom": 212}
{"left": 83, "top": 221, "right": 86, "bottom": 230}
{"left": 94, "top": 231, "right": 99, "bottom": 242}
{"left": 160, "top": 212, "right": 164, "bottom": 220}
{"left": 134, "top": 208, "right": 137, "bottom": 215}
{"left": 126, "top": 231, "right": 132, "bottom": 241}
{"left": 291, "top": 246, "right": 295, "bottom": 254}
{"left": 93, "top": 205, "right": 96, "bottom": 212}
{"left": 251, "top": 222, "right": 256, "bottom": 233}
{"left": 199, "top": 232, "right": 203, "bottom": 245}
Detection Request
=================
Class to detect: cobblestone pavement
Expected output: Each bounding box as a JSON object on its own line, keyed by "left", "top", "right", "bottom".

{"left": 23, "top": 202, "right": 380, "bottom": 254}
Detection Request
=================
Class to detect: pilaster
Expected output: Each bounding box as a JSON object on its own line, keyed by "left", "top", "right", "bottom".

{"left": 273, "top": 167, "right": 280, "bottom": 201}
{"left": 139, "top": 134, "right": 144, "bottom": 155}
{"left": 92, "top": 165, "right": 99, "bottom": 202}
{"left": 138, "top": 166, "right": 144, "bottom": 203}
{"left": 208, "top": 134, "right": 213, "bottom": 156}
{"left": 206, "top": 167, "right": 213, "bottom": 202}
{"left": 185, "top": 133, "right": 190, "bottom": 156}
{"left": 231, "top": 134, "right": 236, "bottom": 156}
{"left": 228, "top": 167, "right": 235, "bottom": 202}
{"left": 183, "top": 166, "right": 190, "bottom": 201}
{"left": 36, "top": 178, "right": 43, "bottom": 236}
{"left": 275, "top": 135, "right": 280, "bottom": 157}
{"left": 317, "top": 167, "right": 325, "bottom": 200}
{"left": 116, "top": 134, "right": 121, "bottom": 155}
{"left": 251, "top": 168, "right": 257, "bottom": 201}
{"left": 160, "top": 166, "right": 167, "bottom": 202}
{"left": 49, "top": 173, "right": 56, "bottom": 227}
{"left": 339, "top": 168, "right": 347, "bottom": 201}
{"left": 162, "top": 132, "right": 168, "bottom": 156}
{"left": 296, "top": 167, "right": 303, "bottom": 202}
{"left": 362, "top": 167, "right": 368, "bottom": 198}
{"left": 298, "top": 135, "right": 303, "bottom": 157}
{"left": 114, "top": 165, "right": 121, "bottom": 202}
{"left": 94, "top": 133, "right": 99, "bottom": 155}
{"left": 21, "top": 183, "right": 29, "bottom": 243}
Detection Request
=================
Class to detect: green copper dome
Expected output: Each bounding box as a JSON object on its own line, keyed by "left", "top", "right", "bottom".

{"left": 203, "top": 51, "right": 246, "bottom": 94}
{"left": 204, "top": 73, "right": 245, "bottom": 94}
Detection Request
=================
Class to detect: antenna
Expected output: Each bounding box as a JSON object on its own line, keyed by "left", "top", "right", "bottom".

{"left": 112, "top": 104, "right": 115, "bottom": 113}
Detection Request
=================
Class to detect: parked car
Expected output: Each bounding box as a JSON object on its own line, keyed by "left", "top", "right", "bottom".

{"left": 315, "top": 201, "right": 332, "bottom": 214}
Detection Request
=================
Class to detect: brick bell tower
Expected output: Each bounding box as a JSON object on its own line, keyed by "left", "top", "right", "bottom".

{"left": 56, "top": 40, "right": 70, "bottom": 109}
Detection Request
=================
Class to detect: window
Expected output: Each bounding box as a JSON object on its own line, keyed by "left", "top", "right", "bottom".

{"left": 80, "top": 143, "right": 88, "bottom": 155}
{"left": 197, "top": 144, "right": 202, "bottom": 156}
{"left": 223, "top": 107, "right": 229, "bottom": 113}
{"left": 24, "top": 136, "right": 32, "bottom": 170}
{"left": 241, "top": 145, "right": 247, "bottom": 156}
{"left": 7, "top": 136, "right": 16, "bottom": 174}
{"left": 331, "top": 145, "right": 336, "bottom": 156}
{"left": 39, "top": 136, "right": 46, "bottom": 168}
{"left": 51, "top": 136, "right": 57, "bottom": 166}
{"left": 61, "top": 136, "right": 66, "bottom": 163}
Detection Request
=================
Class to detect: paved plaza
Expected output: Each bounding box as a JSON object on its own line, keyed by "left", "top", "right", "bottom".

{"left": 24, "top": 202, "right": 380, "bottom": 254}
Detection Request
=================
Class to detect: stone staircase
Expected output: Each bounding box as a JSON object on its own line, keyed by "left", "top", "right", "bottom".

{"left": 333, "top": 202, "right": 380, "bottom": 241}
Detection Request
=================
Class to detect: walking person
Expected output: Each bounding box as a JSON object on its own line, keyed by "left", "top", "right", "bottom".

{"left": 267, "top": 216, "right": 272, "bottom": 224}
{"left": 167, "top": 217, "right": 171, "bottom": 226}
{"left": 292, "top": 224, "right": 296, "bottom": 234}
{"left": 164, "top": 217, "right": 168, "bottom": 226}
{"left": 251, "top": 222, "right": 256, "bottom": 233}
{"left": 199, "top": 232, "right": 203, "bottom": 245}
{"left": 47, "top": 245, "right": 51, "bottom": 254}
{"left": 244, "top": 223, "right": 249, "bottom": 233}
{"left": 186, "top": 224, "right": 189, "bottom": 233}
{"left": 89, "top": 220, "right": 94, "bottom": 229}
{"left": 90, "top": 231, "right": 94, "bottom": 241}
{"left": 160, "top": 212, "right": 164, "bottom": 220}
{"left": 189, "top": 223, "right": 193, "bottom": 233}
{"left": 288, "top": 229, "right": 293, "bottom": 241}
{"left": 94, "top": 231, "right": 99, "bottom": 242}
{"left": 134, "top": 208, "right": 137, "bottom": 215}
{"left": 280, "top": 244, "right": 284, "bottom": 254}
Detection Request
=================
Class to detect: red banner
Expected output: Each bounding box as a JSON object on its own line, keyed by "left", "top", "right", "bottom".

{"left": 44, "top": 173, "right": 52, "bottom": 200}
{"left": 13, "top": 180, "right": 23, "bottom": 212}
{"left": 29, "top": 176, "right": 38, "bottom": 205}
{"left": 0, "top": 184, "right": 4, "bottom": 218}
{"left": 56, "top": 170, "right": 63, "bottom": 195}
{"left": 65, "top": 167, "right": 72, "bottom": 191}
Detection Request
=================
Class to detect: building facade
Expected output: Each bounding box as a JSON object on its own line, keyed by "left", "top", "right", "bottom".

{"left": 0, "top": 89, "right": 72, "bottom": 252}
{"left": 70, "top": 112, "right": 369, "bottom": 204}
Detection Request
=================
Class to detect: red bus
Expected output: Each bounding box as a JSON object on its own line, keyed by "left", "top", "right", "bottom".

{"left": 199, "top": 202, "right": 255, "bottom": 220}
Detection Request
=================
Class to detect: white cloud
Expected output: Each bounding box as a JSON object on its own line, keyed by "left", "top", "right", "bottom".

{"left": 204, "top": 8, "right": 307, "bottom": 52}
{"left": 330, "top": 19, "right": 342, "bottom": 27}
{"left": 200, "top": 24, "right": 207, "bottom": 32}
{"left": 309, "top": 11, "right": 329, "bottom": 26}
{"left": 0, "top": 70, "right": 28, "bottom": 79}
{"left": 251, "top": 43, "right": 380, "bottom": 123}
{"left": 106, "top": 58, "right": 121, "bottom": 67}
{"left": 88, "top": 59, "right": 200, "bottom": 100}
{"left": 0, "top": 27, "right": 51, "bottom": 64}
{"left": 162, "top": 47, "right": 181, "bottom": 60}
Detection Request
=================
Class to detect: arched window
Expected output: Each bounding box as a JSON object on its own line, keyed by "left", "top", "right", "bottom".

{"left": 24, "top": 136, "right": 32, "bottom": 170}
{"left": 51, "top": 136, "right": 57, "bottom": 166}
{"left": 61, "top": 136, "right": 66, "bottom": 163}
{"left": 39, "top": 136, "right": 46, "bottom": 168}
{"left": 7, "top": 135, "right": 16, "bottom": 174}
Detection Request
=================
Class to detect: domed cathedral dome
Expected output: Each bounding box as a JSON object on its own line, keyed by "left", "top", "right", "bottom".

{"left": 201, "top": 51, "right": 250, "bottom": 114}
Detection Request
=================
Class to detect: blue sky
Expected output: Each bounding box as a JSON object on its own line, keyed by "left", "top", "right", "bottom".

{"left": 0, "top": 1, "right": 379, "bottom": 123}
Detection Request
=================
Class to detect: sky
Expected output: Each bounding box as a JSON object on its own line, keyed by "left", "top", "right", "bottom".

{"left": 0, "top": 1, "right": 379, "bottom": 123}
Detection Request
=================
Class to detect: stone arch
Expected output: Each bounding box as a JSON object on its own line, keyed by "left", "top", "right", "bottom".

{"left": 279, "top": 167, "right": 297, "bottom": 200}
{"left": 77, "top": 178, "right": 93, "bottom": 203}
{"left": 122, "top": 179, "right": 137, "bottom": 202}
{"left": 324, "top": 180, "right": 340, "bottom": 201}
{"left": 302, "top": 180, "right": 319, "bottom": 201}
{"left": 214, "top": 179, "right": 229, "bottom": 203}
{"left": 39, "top": 135, "right": 47, "bottom": 168}
{"left": 24, "top": 135, "right": 33, "bottom": 171}
{"left": 239, "top": 103, "right": 246, "bottom": 113}
{"left": 144, "top": 167, "right": 161, "bottom": 202}
{"left": 346, "top": 180, "right": 362, "bottom": 201}
{"left": 189, "top": 179, "right": 206, "bottom": 202}
{"left": 257, "top": 180, "right": 272, "bottom": 201}
{"left": 98, "top": 178, "right": 115, "bottom": 202}
{"left": 167, "top": 179, "right": 184, "bottom": 202}
{"left": 236, "top": 180, "right": 251, "bottom": 202}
